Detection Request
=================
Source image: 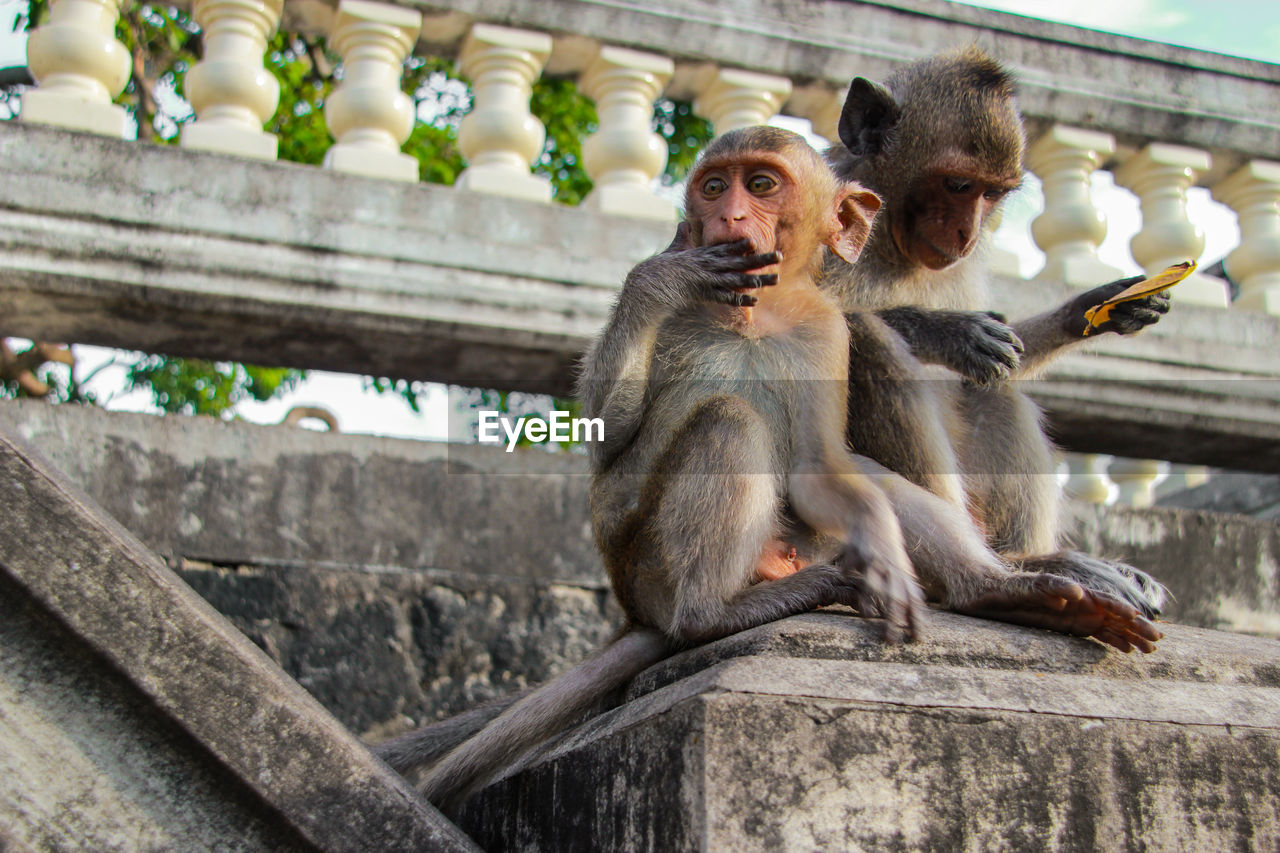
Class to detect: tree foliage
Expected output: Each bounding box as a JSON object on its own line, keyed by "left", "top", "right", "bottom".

{"left": 1, "top": 2, "right": 714, "bottom": 418}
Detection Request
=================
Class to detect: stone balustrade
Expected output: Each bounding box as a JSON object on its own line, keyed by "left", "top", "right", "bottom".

{"left": 6, "top": 0, "right": 1280, "bottom": 485}
{"left": 14, "top": 0, "right": 1280, "bottom": 273}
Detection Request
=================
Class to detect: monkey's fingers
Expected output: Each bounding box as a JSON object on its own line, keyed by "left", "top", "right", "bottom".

{"left": 735, "top": 251, "right": 782, "bottom": 272}
{"left": 870, "top": 565, "right": 925, "bottom": 644}
{"left": 709, "top": 273, "right": 778, "bottom": 305}
{"left": 951, "top": 312, "right": 1023, "bottom": 385}
{"left": 709, "top": 290, "right": 760, "bottom": 308}
{"left": 1106, "top": 293, "right": 1172, "bottom": 334}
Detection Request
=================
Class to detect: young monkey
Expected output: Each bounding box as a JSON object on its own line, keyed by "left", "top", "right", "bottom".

{"left": 583, "top": 125, "right": 923, "bottom": 647}
{"left": 385, "top": 127, "right": 924, "bottom": 814}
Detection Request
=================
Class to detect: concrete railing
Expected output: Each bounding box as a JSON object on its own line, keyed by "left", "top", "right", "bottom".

{"left": 6, "top": 0, "right": 1280, "bottom": 482}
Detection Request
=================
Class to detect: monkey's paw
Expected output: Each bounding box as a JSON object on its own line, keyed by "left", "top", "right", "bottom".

{"left": 1065, "top": 276, "right": 1172, "bottom": 337}
{"left": 833, "top": 549, "right": 926, "bottom": 644}
{"left": 942, "top": 311, "right": 1023, "bottom": 385}
{"left": 955, "top": 573, "right": 1163, "bottom": 653}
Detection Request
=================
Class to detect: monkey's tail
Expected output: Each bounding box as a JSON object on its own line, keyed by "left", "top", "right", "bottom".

{"left": 418, "top": 627, "right": 671, "bottom": 813}
{"left": 373, "top": 687, "right": 533, "bottom": 774}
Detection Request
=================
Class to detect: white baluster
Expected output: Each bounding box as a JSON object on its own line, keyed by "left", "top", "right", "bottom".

{"left": 579, "top": 46, "right": 674, "bottom": 221}
{"left": 1108, "top": 457, "right": 1165, "bottom": 508}
{"left": 180, "top": 0, "right": 284, "bottom": 160}
{"left": 455, "top": 24, "right": 552, "bottom": 202}
{"left": 1213, "top": 160, "right": 1280, "bottom": 314}
{"left": 1114, "top": 143, "right": 1225, "bottom": 307}
{"left": 1027, "top": 125, "right": 1123, "bottom": 285}
{"left": 692, "top": 67, "right": 791, "bottom": 136}
{"left": 22, "top": 0, "right": 131, "bottom": 136}
{"left": 1162, "top": 463, "right": 1210, "bottom": 495}
{"left": 321, "top": 0, "right": 422, "bottom": 182}
{"left": 1063, "top": 453, "right": 1112, "bottom": 505}
{"left": 787, "top": 84, "right": 841, "bottom": 142}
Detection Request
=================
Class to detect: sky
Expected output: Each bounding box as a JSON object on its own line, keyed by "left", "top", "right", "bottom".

{"left": 956, "top": 0, "right": 1279, "bottom": 64}
{"left": 2, "top": 0, "right": 1276, "bottom": 439}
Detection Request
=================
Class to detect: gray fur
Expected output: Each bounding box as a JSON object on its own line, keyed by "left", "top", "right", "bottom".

{"left": 824, "top": 50, "right": 1169, "bottom": 626}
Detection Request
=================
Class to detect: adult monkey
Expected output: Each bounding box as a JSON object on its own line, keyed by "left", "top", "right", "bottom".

{"left": 825, "top": 47, "right": 1170, "bottom": 637}
{"left": 383, "top": 126, "right": 929, "bottom": 813}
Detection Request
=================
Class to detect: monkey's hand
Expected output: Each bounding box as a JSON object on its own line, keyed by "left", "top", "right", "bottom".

{"left": 878, "top": 307, "right": 1023, "bottom": 386}
{"left": 633, "top": 235, "right": 780, "bottom": 308}
{"left": 954, "top": 573, "right": 1163, "bottom": 653}
{"left": 684, "top": 238, "right": 780, "bottom": 308}
{"left": 833, "top": 541, "right": 926, "bottom": 643}
{"left": 1063, "top": 276, "right": 1171, "bottom": 337}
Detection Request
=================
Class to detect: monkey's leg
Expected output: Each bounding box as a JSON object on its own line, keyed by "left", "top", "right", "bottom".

{"left": 788, "top": 454, "right": 923, "bottom": 641}
{"left": 949, "top": 383, "right": 1166, "bottom": 643}
{"left": 953, "top": 383, "right": 1060, "bottom": 555}
{"left": 845, "top": 312, "right": 965, "bottom": 508}
{"left": 858, "top": 457, "right": 1163, "bottom": 653}
{"left": 645, "top": 396, "right": 863, "bottom": 645}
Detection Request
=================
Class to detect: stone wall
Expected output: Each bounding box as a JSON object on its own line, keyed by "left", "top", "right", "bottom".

{"left": 3, "top": 398, "right": 1278, "bottom": 743}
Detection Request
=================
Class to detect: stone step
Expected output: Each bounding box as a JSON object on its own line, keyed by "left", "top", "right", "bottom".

{"left": 461, "top": 611, "right": 1280, "bottom": 852}
{"left": 0, "top": 425, "right": 475, "bottom": 851}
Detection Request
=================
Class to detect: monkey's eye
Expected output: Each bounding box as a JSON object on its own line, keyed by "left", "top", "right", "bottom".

{"left": 747, "top": 174, "right": 778, "bottom": 194}
{"left": 702, "top": 176, "right": 728, "bottom": 197}
{"left": 983, "top": 187, "right": 1009, "bottom": 201}
{"left": 944, "top": 177, "right": 973, "bottom": 194}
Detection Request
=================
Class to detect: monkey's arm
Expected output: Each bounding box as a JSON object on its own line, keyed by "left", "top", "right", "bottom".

{"left": 876, "top": 306, "right": 1024, "bottom": 385}
{"left": 1011, "top": 276, "right": 1170, "bottom": 378}
{"left": 578, "top": 235, "right": 780, "bottom": 469}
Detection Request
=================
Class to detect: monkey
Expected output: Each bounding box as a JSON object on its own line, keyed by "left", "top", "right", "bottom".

{"left": 378, "top": 126, "right": 1168, "bottom": 812}
{"left": 821, "top": 47, "right": 1171, "bottom": 640}
{"left": 377, "top": 126, "right": 933, "bottom": 814}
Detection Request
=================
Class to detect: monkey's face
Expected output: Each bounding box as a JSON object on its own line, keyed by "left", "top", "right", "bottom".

{"left": 686, "top": 154, "right": 796, "bottom": 274}
{"left": 894, "top": 153, "right": 1019, "bottom": 270}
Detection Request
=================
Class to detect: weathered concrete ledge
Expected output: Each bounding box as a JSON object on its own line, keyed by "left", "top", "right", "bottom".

{"left": 2, "top": 396, "right": 1277, "bottom": 758}
{"left": 4, "top": 122, "right": 1280, "bottom": 469}
{"left": 3, "top": 398, "right": 1275, "bottom": 641}
{"left": 462, "top": 611, "right": 1280, "bottom": 852}
{"left": 0, "top": 426, "right": 476, "bottom": 851}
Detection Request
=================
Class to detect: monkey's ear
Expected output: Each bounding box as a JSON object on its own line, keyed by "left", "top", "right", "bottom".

{"left": 828, "top": 187, "right": 882, "bottom": 263}
{"left": 838, "top": 78, "right": 899, "bottom": 158}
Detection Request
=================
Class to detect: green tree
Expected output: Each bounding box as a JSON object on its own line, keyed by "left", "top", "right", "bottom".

{"left": 2, "top": 2, "right": 713, "bottom": 418}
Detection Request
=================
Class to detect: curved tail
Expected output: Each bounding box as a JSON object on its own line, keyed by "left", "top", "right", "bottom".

{"left": 418, "top": 628, "right": 670, "bottom": 813}
{"left": 374, "top": 687, "right": 531, "bottom": 774}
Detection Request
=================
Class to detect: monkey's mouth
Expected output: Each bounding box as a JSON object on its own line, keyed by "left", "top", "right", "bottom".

{"left": 891, "top": 220, "right": 962, "bottom": 269}
{"left": 913, "top": 236, "right": 962, "bottom": 270}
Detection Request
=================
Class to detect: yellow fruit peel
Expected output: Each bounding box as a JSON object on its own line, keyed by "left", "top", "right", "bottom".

{"left": 1082, "top": 260, "right": 1196, "bottom": 336}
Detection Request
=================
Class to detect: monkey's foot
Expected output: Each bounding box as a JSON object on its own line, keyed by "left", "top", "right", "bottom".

{"left": 832, "top": 551, "right": 926, "bottom": 644}
{"left": 955, "top": 573, "right": 1163, "bottom": 653}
